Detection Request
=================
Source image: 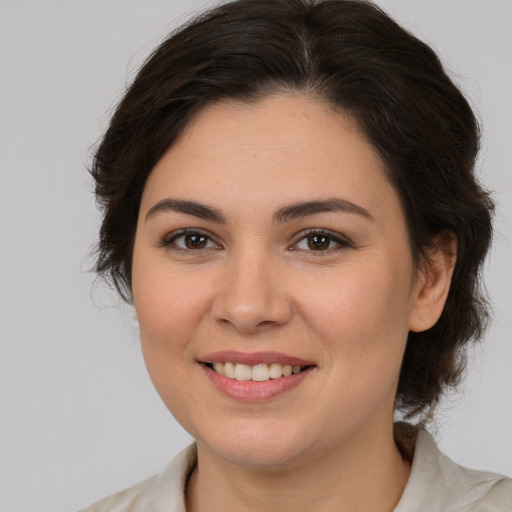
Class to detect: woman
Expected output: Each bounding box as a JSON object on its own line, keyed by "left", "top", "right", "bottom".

{"left": 82, "top": 0, "right": 512, "bottom": 510}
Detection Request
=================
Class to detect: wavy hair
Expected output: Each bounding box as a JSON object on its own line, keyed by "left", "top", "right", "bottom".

{"left": 90, "top": 0, "right": 494, "bottom": 418}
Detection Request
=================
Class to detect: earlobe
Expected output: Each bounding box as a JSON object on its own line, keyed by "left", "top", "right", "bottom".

{"left": 408, "top": 231, "right": 457, "bottom": 333}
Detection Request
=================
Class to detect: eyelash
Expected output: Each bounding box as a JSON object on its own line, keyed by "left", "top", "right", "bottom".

{"left": 291, "top": 229, "right": 352, "bottom": 252}
{"left": 161, "top": 228, "right": 352, "bottom": 254}
{"left": 161, "top": 229, "right": 221, "bottom": 252}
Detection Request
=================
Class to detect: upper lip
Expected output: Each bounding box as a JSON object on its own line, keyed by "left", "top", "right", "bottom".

{"left": 199, "top": 351, "right": 315, "bottom": 367}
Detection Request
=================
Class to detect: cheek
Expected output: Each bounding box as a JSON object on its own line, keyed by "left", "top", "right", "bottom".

{"left": 302, "top": 265, "right": 414, "bottom": 426}
{"left": 132, "top": 261, "right": 213, "bottom": 422}
{"left": 134, "top": 269, "right": 211, "bottom": 352}
{"left": 306, "top": 262, "right": 410, "bottom": 329}
{"left": 131, "top": 243, "right": 214, "bottom": 374}
{"left": 298, "top": 258, "right": 414, "bottom": 377}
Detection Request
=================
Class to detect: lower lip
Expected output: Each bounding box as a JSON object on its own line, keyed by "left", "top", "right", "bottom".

{"left": 201, "top": 364, "right": 313, "bottom": 402}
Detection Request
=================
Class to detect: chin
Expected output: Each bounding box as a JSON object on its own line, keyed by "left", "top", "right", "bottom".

{"left": 196, "top": 420, "right": 315, "bottom": 470}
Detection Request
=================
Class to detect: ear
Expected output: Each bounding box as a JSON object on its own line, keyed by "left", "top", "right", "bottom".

{"left": 408, "top": 231, "right": 457, "bottom": 333}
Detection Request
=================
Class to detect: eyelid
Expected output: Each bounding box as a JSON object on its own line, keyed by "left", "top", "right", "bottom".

{"left": 158, "top": 227, "right": 351, "bottom": 252}
{"left": 161, "top": 228, "right": 222, "bottom": 250}
{"left": 290, "top": 228, "right": 353, "bottom": 251}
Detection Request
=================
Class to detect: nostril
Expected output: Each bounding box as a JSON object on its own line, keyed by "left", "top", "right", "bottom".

{"left": 212, "top": 295, "right": 293, "bottom": 333}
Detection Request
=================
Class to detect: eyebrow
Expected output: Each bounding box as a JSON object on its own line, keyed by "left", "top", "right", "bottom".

{"left": 145, "top": 199, "right": 226, "bottom": 223}
{"left": 273, "top": 198, "right": 375, "bottom": 223}
{"left": 144, "top": 197, "right": 374, "bottom": 224}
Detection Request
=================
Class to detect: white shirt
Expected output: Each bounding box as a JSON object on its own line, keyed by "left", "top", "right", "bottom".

{"left": 80, "top": 430, "right": 512, "bottom": 511}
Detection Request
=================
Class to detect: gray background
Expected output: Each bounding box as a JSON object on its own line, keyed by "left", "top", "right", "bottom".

{"left": 0, "top": 1, "right": 510, "bottom": 510}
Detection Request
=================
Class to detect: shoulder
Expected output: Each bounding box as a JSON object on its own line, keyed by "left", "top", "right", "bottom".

{"left": 395, "top": 428, "right": 512, "bottom": 511}
{"left": 78, "top": 444, "right": 197, "bottom": 512}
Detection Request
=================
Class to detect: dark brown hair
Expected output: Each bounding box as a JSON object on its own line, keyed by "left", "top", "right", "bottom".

{"left": 91, "top": 0, "right": 494, "bottom": 419}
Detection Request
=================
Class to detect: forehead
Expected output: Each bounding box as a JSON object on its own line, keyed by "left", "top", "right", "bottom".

{"left": 140, "top": 94, "right": 401, "bottom": 226}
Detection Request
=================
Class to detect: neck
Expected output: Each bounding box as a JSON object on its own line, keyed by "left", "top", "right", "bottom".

{"left": 186, "top": 423, "right": 411, "bottom": 512}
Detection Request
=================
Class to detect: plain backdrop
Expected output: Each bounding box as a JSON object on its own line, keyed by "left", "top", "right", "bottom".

{"left": 0, "top": 1, "right": 511, "bottom": 510}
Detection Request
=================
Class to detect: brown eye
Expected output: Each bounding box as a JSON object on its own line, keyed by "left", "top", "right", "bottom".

{"left": 165, "top": 230, "right": 219, "bottom": 251}
{"left": 307, "top": 234, "right": 331, "bottom": 250}
{"left": 292, "top": 230, "right": 351, "bottom": 252}
{"left": 184, "top": 233, "right": 208, "bottom": 249}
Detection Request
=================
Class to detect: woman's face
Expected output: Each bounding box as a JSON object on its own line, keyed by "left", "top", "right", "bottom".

{"left": 132, "top": 95, "right": 425, "bottom": 469}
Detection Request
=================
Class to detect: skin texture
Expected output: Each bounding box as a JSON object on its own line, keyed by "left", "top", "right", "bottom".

{"left": 131, "top": 95, "right": 455, "bottom": 511}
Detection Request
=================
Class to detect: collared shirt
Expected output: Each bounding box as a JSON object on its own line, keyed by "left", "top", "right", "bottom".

{"left": 80, "top": 430, "right": 512, "bottom": 511}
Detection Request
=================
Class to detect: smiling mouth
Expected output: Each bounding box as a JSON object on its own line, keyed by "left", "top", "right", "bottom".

{"left": 205, "top": 362, "right": 311, "bottom": 382}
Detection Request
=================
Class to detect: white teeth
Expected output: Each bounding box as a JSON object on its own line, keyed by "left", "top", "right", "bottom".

{"left": 251, "top": 364, "right": 270, "bottom": 381}
{"left": 210, "top": 362, "right": 307, "bottom": 381}
{"left": 234, "top": 363, "right": 252, "bottom": 381}
{"left": 224, "top": 362, "right": 236, "bottom": 379}
{"left": 213, "top": 362, "right": 225, "bottom": 376}
{"left": 268, "top": 363, "right": 283, "bottom": 379}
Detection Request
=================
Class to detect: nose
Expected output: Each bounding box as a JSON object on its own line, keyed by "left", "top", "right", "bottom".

{"left": 211, "top": 250, "right": 293, "bottom": 334}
